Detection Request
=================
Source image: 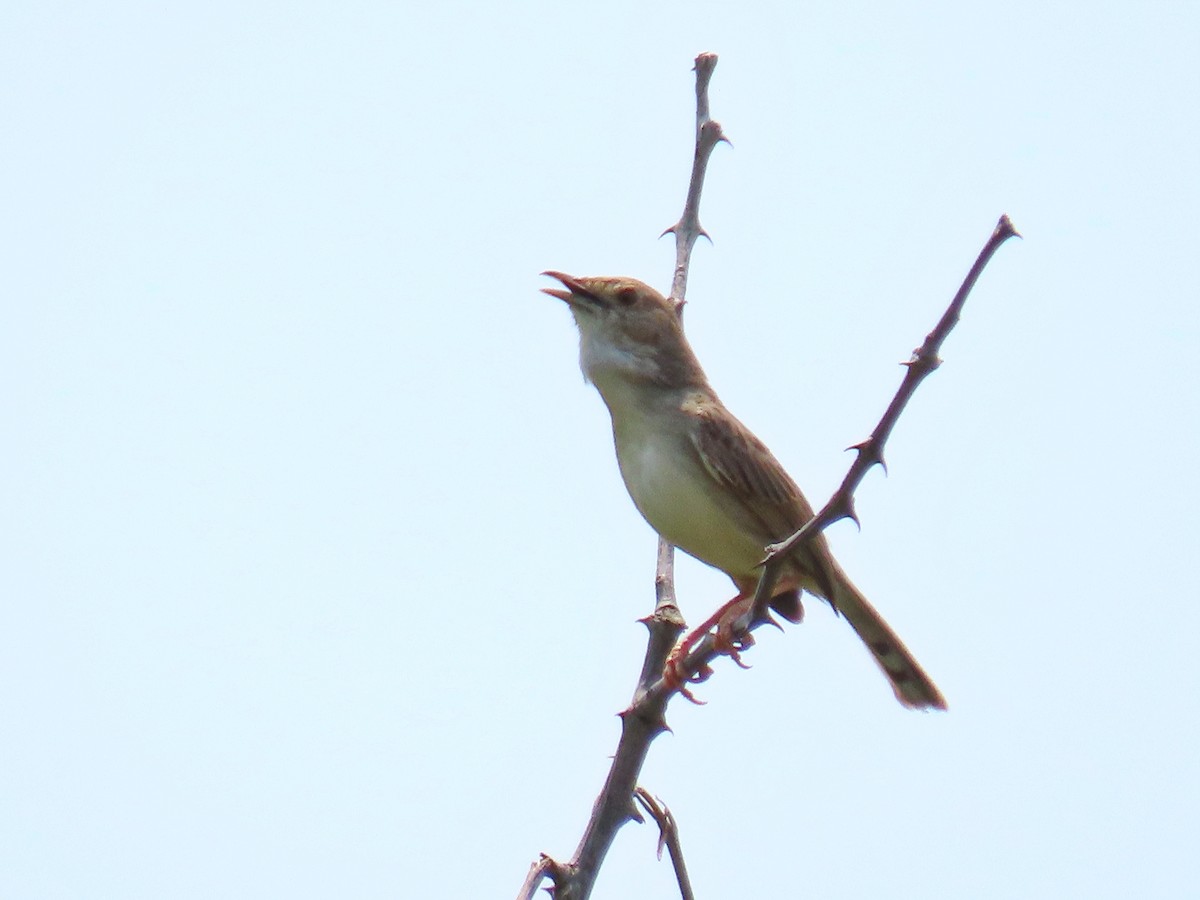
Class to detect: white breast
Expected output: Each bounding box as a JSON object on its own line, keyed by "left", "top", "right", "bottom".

{"left": 611, "top": 403, "right": 762, "bottom": 581}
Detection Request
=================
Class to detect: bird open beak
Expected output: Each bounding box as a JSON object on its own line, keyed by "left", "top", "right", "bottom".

{"left": 541, "top": 271, "right": 598, "bottom": 305}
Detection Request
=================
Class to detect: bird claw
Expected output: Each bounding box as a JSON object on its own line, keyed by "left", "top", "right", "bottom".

{"left": 663, "top": 649, "right": 712, "bottom": 705}
{"left": 714, "top": 628, "right": 755, "bottom": 670}
{"left": 662, "top": 612, "right": 758, "bottom": 701}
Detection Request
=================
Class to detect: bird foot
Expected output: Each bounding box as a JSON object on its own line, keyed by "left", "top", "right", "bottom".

{"left": 662, "top": 594, "right": 756, "bottom": 702}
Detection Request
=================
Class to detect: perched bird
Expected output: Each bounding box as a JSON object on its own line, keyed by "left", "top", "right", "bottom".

{"left": 542, "top": 271, "right": 945, "bottom": 710}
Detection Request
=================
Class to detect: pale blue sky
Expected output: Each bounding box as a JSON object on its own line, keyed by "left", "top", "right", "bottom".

{"left": 2, "top": 3, "right": 1197, "bottom": 898}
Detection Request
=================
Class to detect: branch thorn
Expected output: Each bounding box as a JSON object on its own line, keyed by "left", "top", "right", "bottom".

{"left": 843, "top": 498, "right": 861, "bottom": 531}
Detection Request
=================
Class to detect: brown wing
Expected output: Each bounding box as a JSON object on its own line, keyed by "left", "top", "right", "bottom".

{"left": 684, "top": 397, "right": 945, "bottom": 709}
{"left": 684, "top": 394, "right": 839, "bottom": 601}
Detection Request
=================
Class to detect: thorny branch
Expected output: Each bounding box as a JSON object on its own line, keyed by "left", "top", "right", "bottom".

{"left": 634, "top": 788, "right": 696, "bottom": 900}
{"left": 519, "top": 52, "right": 727, "bottom": 900}
{"left": 749, "top": 215, "right": 1021, "bottom": 617}
{"left": 665, "top": 52, "right": 727, "bottom": 308}
{"left": 655, "top": 52, "right": 728, "bottom": 620}
{"left": 655, "top": 215, "right": 1021, "bottom": 699}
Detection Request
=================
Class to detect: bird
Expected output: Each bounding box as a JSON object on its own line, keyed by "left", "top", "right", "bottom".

{"left": 542, "top": 271, "right": 946, "bottom": 710}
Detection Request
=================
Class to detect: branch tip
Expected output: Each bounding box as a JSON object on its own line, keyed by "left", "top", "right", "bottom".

{"left": 633, "top": 788, "right": 695, "bottom": 899}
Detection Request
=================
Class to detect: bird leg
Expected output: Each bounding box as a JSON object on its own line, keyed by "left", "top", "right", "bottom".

{"left": 664, "top": 592, "right": 756, "bottom": 703}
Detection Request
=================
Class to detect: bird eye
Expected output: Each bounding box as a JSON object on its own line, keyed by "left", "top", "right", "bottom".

{"left": 616, "top": 286, "right": 638, "bottom": 306}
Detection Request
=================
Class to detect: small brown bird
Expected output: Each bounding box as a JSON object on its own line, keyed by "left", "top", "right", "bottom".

{"left": 543, "top": 271, "right": 946, "bottom": 710}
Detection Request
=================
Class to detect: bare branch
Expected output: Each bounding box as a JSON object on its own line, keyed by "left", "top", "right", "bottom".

{"left": 515, "top": 854, "right": 558, "bottom": 900}
{"left": 634, "top": 788, "right": 696, "bottom": 900}
{"left": 646, "top": 215, "right": 1020, "bottom": 693}
{"left": 655, "top": 50, "right": 729, "bottom": 620}
{"left": 663, "top": 51, "right": 728, "bottom": 307}
{"left": 750, "top": 215, "right": 1020, "bottom": 615}
{"left": 536, "top": 54, "right": 729, "bottom": 900}
{"left": 550, "top": 698, "right": 669, "bottom": 900}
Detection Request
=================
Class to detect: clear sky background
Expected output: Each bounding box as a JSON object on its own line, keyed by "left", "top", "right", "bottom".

{"left": 2, "top": 3, "right": 1197, "bottom": 898}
